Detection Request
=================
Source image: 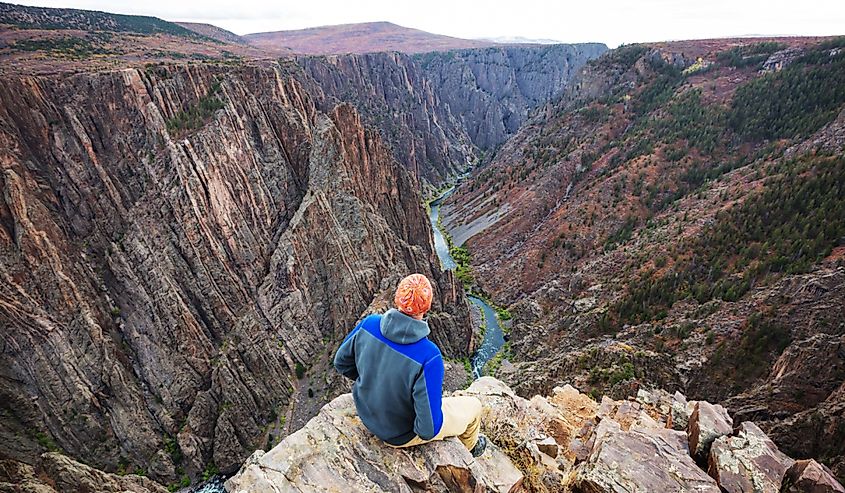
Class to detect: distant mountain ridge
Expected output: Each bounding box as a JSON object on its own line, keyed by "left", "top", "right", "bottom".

{"left": 244, "top": 21, "right": 496, "bottom": 55}
{"left": 480, "top": 35, "right": 564, "bottom": 45}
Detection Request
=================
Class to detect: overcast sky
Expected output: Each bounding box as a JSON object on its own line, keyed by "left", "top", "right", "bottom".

{"left": 12, "top": 0, "right": 845, "bottom": 47}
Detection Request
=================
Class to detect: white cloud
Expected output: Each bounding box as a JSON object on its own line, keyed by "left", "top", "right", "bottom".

{"left": 11, "top": 0, "right": 845, "bottom": 47}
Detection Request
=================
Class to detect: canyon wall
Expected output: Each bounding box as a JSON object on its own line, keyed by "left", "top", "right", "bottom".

{"left": 0, "top": 63, "right": 471, "bottom": 484}
{"left": 295, "top": 53, "right": 475, "bottom": 188}
{"left": 295, "top": 44, "right": 608, "bottom": 189}
{"left": 417, "top": 44, "right": 608, "bottom": 150}
{"left": 443, "top": 39, "right": 845, "bottom": 480}
{"left": 0, "top": 29, "right": 606, "bottom": 487}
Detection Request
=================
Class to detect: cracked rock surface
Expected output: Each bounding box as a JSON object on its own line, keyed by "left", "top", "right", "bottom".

{"left": 708, "top": 422, "right": 795, "bottom": 493}
{"left": 227, "top": 378, "right": 844, "bottom": 492}
{"left": 225, "top": 392, "right": 524, "bottom": 493}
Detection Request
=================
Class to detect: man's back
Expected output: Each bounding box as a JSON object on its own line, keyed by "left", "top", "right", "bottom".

{"left": 334, "top": 309, "right": 444, "bottom": 445}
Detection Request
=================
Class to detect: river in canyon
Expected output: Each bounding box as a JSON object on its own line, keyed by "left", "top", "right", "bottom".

{"left": 427, "top": 187, "right": 505, "bottom": 379}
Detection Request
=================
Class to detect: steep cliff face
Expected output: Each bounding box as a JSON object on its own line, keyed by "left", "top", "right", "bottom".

{"left": 295, "top": 52, "right": 476, "bottom": 188}
{"left": 294, "top": 44, "right": 607, "bottom": 189}
{"left": 0, "top": 63, "right": 471, "bottom": 485}
{"left": 417, "top": 44, "right": 608, "bottom": 150}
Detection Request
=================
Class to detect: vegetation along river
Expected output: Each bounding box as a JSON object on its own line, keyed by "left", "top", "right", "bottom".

{"left": 427, "top": 187, "right": 506, "bottom": 379}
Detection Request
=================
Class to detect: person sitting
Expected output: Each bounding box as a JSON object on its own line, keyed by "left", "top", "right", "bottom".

{"left": 334, "top": 273, "right": 487, "bottom": 456}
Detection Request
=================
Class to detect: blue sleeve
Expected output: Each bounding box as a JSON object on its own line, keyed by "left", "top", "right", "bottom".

{"left": 411, "top": 353, "right": 444, "bottom": 440}
{"left": 333, "top": 317, "right": 366, "bottom": 380}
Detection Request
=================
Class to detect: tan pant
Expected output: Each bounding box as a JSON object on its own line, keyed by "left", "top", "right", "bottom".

{"left": 392, "top": 396, "right": 482, "bottom": 450}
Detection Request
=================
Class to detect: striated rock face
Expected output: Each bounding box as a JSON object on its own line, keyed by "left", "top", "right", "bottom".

{"left": 227, "top": 378, "right": 844, "bottom": 493}
{"left": 0, "top": 62, "right": 471, "bottom": 483}
{"left": 294, "top": 45, "right": 608, "bottom": 188}
{"left": 295, "top": 52, "right": 476, "bottom": 187}
{"left": 417, "top": 44, "right": 608, "bottom": 150}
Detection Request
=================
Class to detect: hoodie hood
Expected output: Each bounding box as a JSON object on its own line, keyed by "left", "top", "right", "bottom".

{"left": 379, "top": 308, "right": 430, "bottom": 344}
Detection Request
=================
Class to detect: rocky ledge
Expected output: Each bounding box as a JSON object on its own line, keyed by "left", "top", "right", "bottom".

{"left": 0, "top": 452, "right": 168, "bottom": 493}
{"left": 226, "top": 377, "right": 844, "bottom": 492}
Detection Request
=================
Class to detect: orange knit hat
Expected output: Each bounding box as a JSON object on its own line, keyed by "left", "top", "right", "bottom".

{"left": 394, "top": 274, "right": 434, "bottom": 317}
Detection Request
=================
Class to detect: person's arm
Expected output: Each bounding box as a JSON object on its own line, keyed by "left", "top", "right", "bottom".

{"left": 411, "top": 353, "right": 444, "bottom": 440}
{"left": 334, "top": 318, "right": 366, "bottom": 380}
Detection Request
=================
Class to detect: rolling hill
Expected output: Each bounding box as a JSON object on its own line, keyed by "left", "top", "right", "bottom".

{"left": 175, "top": 21, "right": 249, "bottom": 45}
{"left": 0, "top": 1, "right": 276, "bottom": 74}
{"left": 244, "top": 21, "right": 496, "bottom": 55}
